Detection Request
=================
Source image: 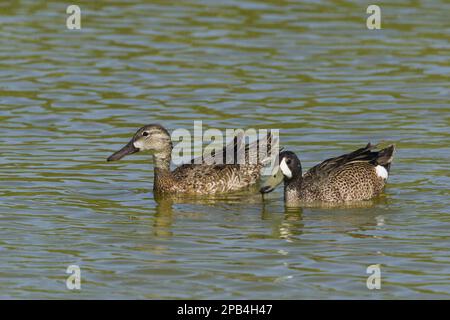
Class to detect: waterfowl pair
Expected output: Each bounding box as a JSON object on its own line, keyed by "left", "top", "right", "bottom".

{"left": 107, "top": 124, "right": 278, "bottom": 194}
{"left": 260, "top": 143, "right": 395, "bottom": 205}
{"left": 107, "top": 124, "right": 395, "bottom": 203}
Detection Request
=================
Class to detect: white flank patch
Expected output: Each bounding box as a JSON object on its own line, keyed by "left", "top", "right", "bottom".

{"left": 375, "top": 165, "right": 388, "bottom": 179}
{"left": 279, "top": 158, "right": 292, "bottom": 178}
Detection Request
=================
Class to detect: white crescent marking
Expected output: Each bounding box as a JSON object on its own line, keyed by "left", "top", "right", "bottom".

{"left": 280, "top": 158, "right": 292, "bottom": 178}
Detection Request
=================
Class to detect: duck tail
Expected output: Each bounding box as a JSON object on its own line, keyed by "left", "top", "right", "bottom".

{"left": 376, "top": 144, "right": 395, "bottom": 172}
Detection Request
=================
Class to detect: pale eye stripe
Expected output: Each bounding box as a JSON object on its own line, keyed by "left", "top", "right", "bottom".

{"left": 279, "top": 158, "right": 292, "bottom": 178}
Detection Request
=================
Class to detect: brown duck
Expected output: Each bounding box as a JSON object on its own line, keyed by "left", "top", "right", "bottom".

{"left": 260, "top": 143, "right": 395, "bottom": 205}
{"left": 107, "top": 124, "right": 278, "bottom": 195}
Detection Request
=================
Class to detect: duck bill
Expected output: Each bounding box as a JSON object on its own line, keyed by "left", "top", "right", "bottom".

{"left": 260, "top": 165, "right": 284, "bottom": 194}
{"left": 107, "top": 140, "right": 139, "bottom": 161}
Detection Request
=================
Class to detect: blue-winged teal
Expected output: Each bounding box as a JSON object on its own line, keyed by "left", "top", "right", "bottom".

{"left": 260, "top": 143, "right": 395, "bottom": 205}
{"left": 107, "top": 124, "right": 278, "bottom": 195}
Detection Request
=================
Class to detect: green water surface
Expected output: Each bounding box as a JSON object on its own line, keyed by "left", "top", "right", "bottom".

{"left": 0, "top": 0, "right": 449, "bottom": 299}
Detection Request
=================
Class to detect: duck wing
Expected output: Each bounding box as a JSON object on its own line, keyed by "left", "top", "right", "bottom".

{"left": 190, "top": 130, "right": 280, "bottom": 165}
{"left": 171, "top": 163, "right": 262, "bottom": 193}
{"left": 303, "top": 143, "right": 395, "bottom": 183}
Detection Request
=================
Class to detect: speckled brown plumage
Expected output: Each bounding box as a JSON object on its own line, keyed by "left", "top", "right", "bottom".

{"left": 263, "top": 143, "right": 395, "bottom": 205}
{"left": 153, "top": 163, "right": 264, "bottom": 194}
{"left": 107, "top": 124, "right": 278, "bottom": 195}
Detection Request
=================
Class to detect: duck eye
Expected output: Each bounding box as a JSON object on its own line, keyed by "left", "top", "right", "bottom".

{"left": 285, "top": 159, "right": 292, "bottom": 165}
{"left": 143, "top": 132, "right": 149, "bottom": 137}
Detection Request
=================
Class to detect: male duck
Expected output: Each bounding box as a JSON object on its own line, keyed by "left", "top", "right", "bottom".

{"left": 260, "top": 143, "right": 395, "bottom": 205}
{"left": 107, "top": 124, "right": 278, "bottom": 195}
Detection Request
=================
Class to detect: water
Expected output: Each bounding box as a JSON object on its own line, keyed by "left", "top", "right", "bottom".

{"left": 0, "top": 0, "right": 449, "bottom": 299}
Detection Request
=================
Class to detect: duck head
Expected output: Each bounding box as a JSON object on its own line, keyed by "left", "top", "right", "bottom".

{"left": 260, "top": 150, "right": 302, "bottom": 193}
{"left": 278, "top": 151, "right": 302, "bottom": 180}
{"left": 107, "top": 124, "right": 172, "bottom": 161}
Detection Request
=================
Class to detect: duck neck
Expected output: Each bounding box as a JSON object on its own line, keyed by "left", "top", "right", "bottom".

{"left": 153, "top": 140, "right": 172, "bottom": 172}
{"left": 153, "top": 146, "right": 173, "bottom": 190}
{"left": 153, "top": 148, "right": 171, "bottom": 171}
{"left": 284, "top": 174, "right": 302, "bottom": 204}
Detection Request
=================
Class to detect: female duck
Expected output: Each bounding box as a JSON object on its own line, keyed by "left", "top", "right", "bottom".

{"left": 107, "top": 124, "right": 277, "bottom": 195}
{"left": 260, "top": 143, "right": 395, "bottom": 205}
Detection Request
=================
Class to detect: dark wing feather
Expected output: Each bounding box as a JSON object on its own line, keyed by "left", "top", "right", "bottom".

{"left": 304, "top": 143, "right": 395, "bottom": 182}
{"left": 190, "top": 130, "right": 279, "bottom": 165}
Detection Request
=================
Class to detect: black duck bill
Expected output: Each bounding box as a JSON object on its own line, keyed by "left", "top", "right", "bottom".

{"left": 107, "top": 139, "right": 139, "bottom": 161}
{"left": 260, "top": 165, "right": 284, "bottom": 194}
